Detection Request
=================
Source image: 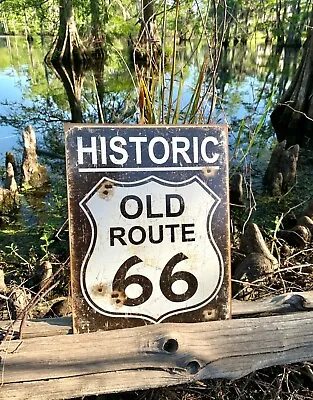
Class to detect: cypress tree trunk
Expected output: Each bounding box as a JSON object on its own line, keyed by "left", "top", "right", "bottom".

{"left": 90, "top": 0, "right": 107, "bottom": 57}
{"left": 285, "top": 0, "right": 302, "bottom": 47}
{"left": 92, "top": 59, "right": 105, "bottom": 123}
{"left": 50, "top": 62, "right": 84, "bottom": 123}
{"left": 271, "top": 18, "right": 313, "bottom": 146}
{"left": 46, "top": 0, "right": 86, "bottom": 66}
{"left": 135, "top": 0, "right": 161, "bottom": 65}
{"left": 139, "top": 0, "right": 159, "bottom": 43}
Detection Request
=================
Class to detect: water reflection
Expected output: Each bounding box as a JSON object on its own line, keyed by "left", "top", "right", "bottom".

{"left": 0, "top": 36, "right": 302, "bottom": 161}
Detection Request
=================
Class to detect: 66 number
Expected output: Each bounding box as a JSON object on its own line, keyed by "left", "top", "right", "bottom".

{"left": 112, "top": 252, "right": 198, "bottom": 306}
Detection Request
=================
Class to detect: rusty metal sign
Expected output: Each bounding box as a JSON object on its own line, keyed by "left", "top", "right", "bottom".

{"left": 65, "top": 124, "right": 231, "bottom": 333}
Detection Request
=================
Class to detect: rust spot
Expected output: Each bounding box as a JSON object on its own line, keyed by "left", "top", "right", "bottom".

{"left": 98, "top": 180, "right": 114, "bottom": 200}
{"left": 110, "top": 290, "right": 127, "bottom": 308}
{"left": 203, "top": 308, "right": 217, "bottom": 321}
{"left": 203, "top": 167, "right": 217, "bottom": 177}
{"left": 91, "top": 283, "right": 110, "bottom": 296}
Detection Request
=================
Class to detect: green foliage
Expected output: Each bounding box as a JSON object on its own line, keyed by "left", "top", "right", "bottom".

{"left": 0, "top": 0, "right": 57, "bottom": 35}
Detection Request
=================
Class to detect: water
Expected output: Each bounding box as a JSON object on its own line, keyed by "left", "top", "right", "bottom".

{"left": 0, "top": 37, "right": 42, "bottom": 159}
{"left": 0, "top": 67, "right": 27, "bottom": 157}
{"left": 0, "top": 35, "right": 300, "bottom": 163}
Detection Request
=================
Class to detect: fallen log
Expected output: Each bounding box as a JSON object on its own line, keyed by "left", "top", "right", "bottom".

{"left": 1, "top": 310, "right": 313, "bottom": 399}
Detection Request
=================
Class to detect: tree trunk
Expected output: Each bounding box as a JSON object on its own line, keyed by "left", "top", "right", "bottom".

{"left": 46, "top": 0, "right": 85, "bottom": 67}
{"left": 285, "top": 0, "right": 302, "bottom": 47}
{"left": 139, "top": 0, "right": 158, "bottom": 42}
{"left": 271, "top": 18, "right": 313, "bottom": 146}
{"left": 135, "top": 0, "right": 161, "bottom": 66}
{"left": 90, "top": 0, "right": 107, "bottom": 57}
{"left": 52, "top": 63, "right": 84, "bottom": 122}
{"left": 92, "top": 59, "right": 105, "bottom": 123}
{"left": 275, "top": 0, "right": 285, "bottom": 48}
{"left": 21, "top": 126, "right": 49, "bottom": 188}
{"left": 277, "top": 47, "right": 300, "bottom": 95}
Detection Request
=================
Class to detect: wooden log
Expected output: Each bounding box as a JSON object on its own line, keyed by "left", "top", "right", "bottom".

{"left": 1, "top": 311, "right": 313, "bottom": 399}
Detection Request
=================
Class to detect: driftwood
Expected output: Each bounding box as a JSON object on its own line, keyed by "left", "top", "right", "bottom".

{"left": 21, "top": 126, "right": 49, "bottom": 189}
{"left": 264, "top": 141, "right": 299, "bottom": 195}
{"left": 1, "top": 308, "right": 313, "bottom": 400}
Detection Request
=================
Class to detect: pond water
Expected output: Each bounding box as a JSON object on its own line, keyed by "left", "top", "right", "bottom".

{"left": 0, "top": 36, "right": 301, "bottom": 163}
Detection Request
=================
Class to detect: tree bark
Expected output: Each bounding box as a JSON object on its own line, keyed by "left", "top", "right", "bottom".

{"left": 46, "top": 0, "right": 85, "bottom": 66}
{"left": 51, "top": 63, "right": 84, "bottom": 122}
{"left": 271, "top": 22, "right": 313, "bottom": 146}
{"left": 275, "top": 0, "right": 287, "bottom": 47}
{"left": 135, "top": 0, "right": 161, "bottom": 65}
{"left": 21, "top": 126, "right": 49, "bottom": 188}
{"left": 92, "top": 59, "right": 105, "bottom": 123}
{"left": 285, "top": 0, "right": 302, "bottom": 47}
{"left": 89, "top": 0, "right": 107, "bottom": 57}
{"left": 139, "top": 0, "right": 158, "bottom": 41}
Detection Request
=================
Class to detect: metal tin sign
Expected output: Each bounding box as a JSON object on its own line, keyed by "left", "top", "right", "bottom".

{"left": 65, "top": 124, "right": 230, "bottom": 333}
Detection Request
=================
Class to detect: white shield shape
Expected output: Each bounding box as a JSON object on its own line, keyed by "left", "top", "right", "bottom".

{"left": 80, "top": 175, "right": 223, "bottom": 323}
